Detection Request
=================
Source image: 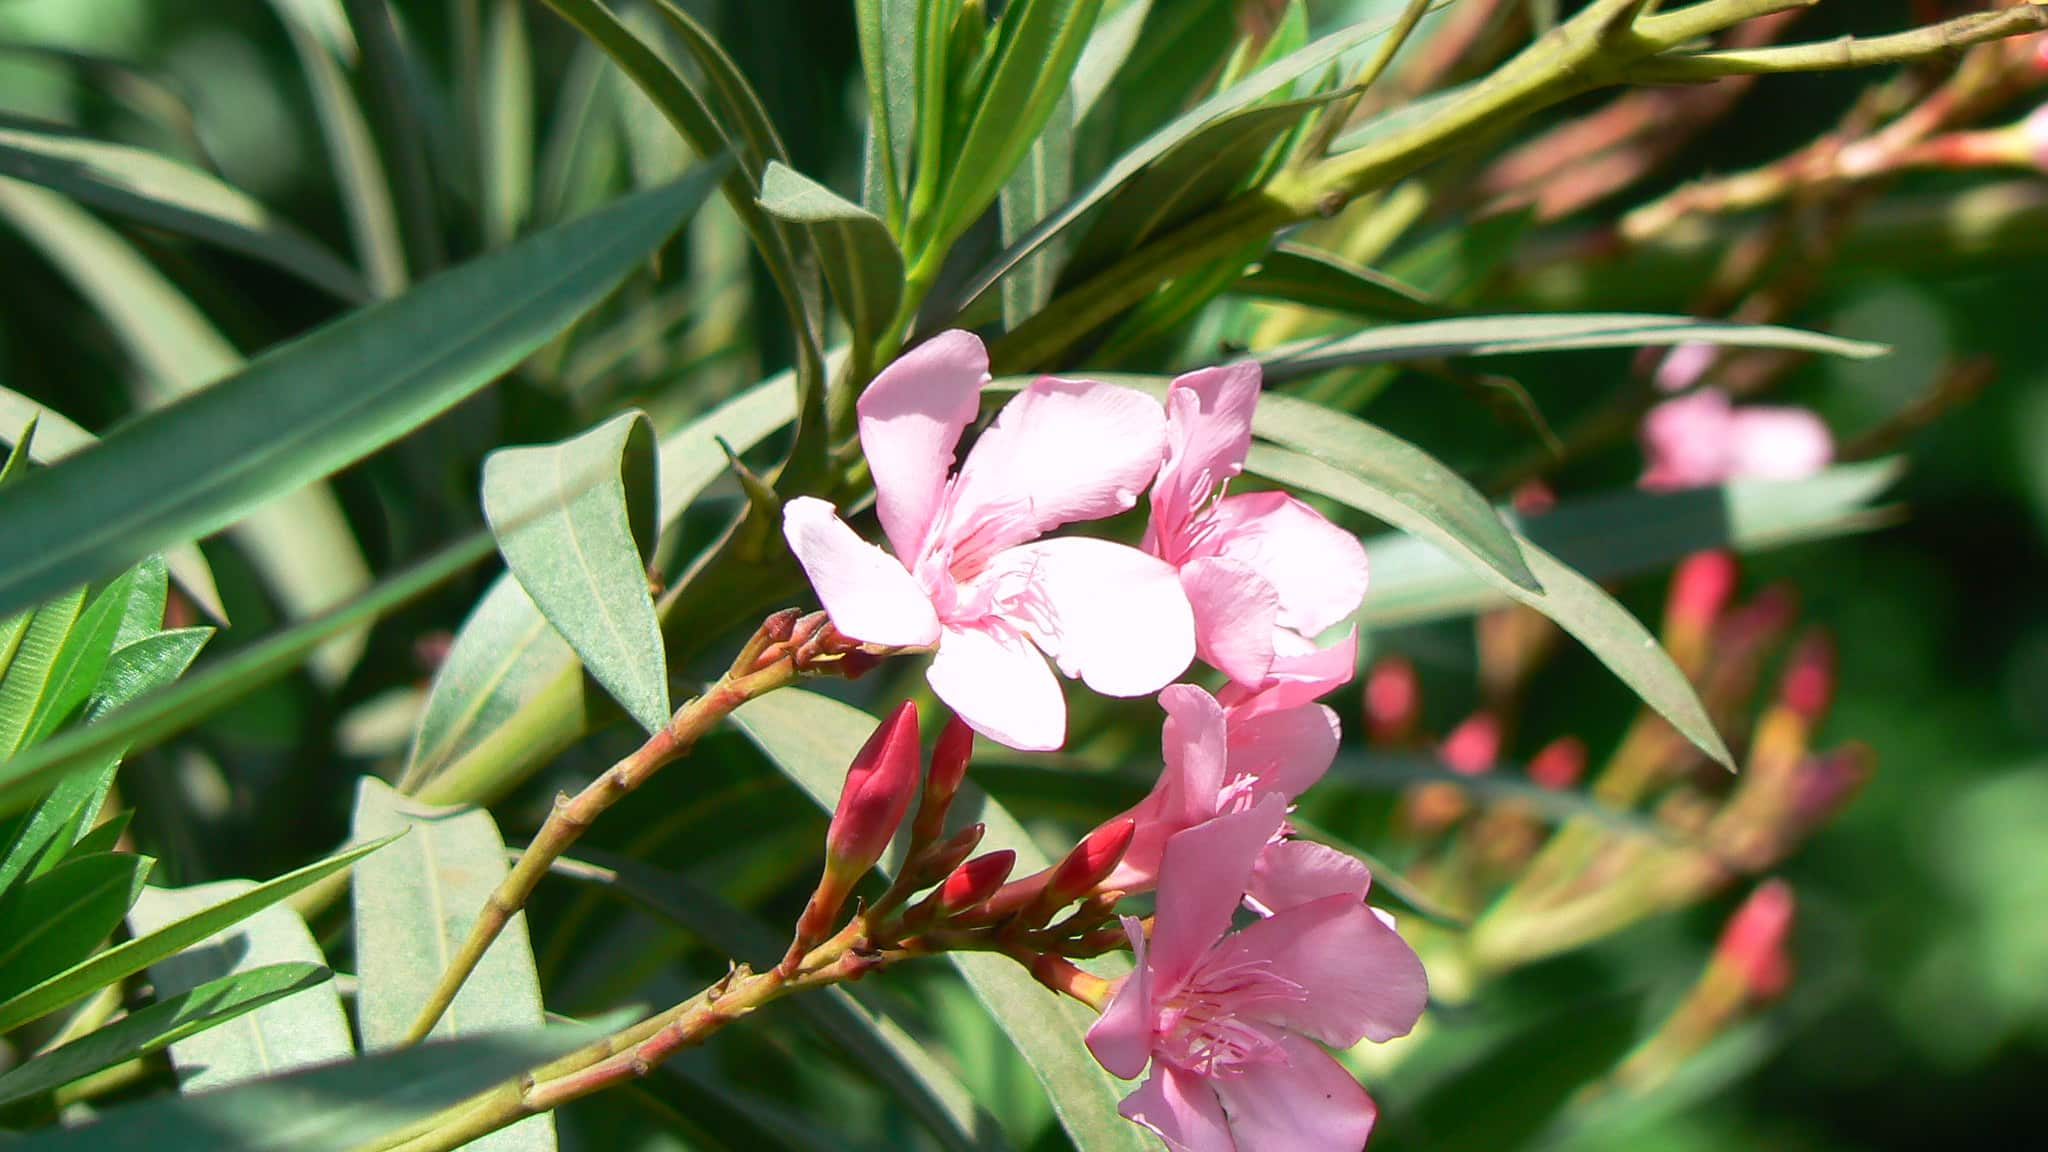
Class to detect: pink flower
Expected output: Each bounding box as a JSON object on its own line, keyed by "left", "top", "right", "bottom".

{"left": 1086, "top": 798, "right": 1428, "bottom": 1152}
{"left": 1145, "top": 364, "right": 1369, "bottom": 688}
{"left": 783, "top": 332, "right": 1195, "bottom": 751}
{"left": 2025, "top": 104, "right": 2048, "bottom": 172}
{"left": 1639, "top": 388, "right": 1833, "bottom": 492}
{"left": 1102, "top": 684, "right": 1341, "bottom": 895}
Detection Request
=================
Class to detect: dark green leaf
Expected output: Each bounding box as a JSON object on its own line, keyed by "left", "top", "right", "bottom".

{"left": 1259, "top": 313, "right": 1888, "bottom": 383}
{"left": 998, "top": 94, "right": 1072, "bottom": 329}
{"left": 1070, "top": 0, "right": 1152, "bottom": 118}
{"left": 273, "top": 8, "right": 407, "bottom": 296}
{"left": 0, "top": 834, "right": 397, "bottom": 1032}
{"left": 351, "top": 778, "right": 554, "bottom": 1149}
{"left": 0, "top": 851, "right": 153, "bottom": 999}
{"left": 0, "top": 120, "right": 368, "bottom": 301}
{"left": 0, "top": 588, "right": 85, "bottom": 759}
{"left": 732, "top": 689, "right": 1153, "bottom": 1152}
{"left": 1235, "top": 242, "right": 1445, "bottom": 320}
{"left": 8, "top": 1023, "right": 605, "bottom": 1152}
{"left": 21, "top": 565, "right": 142, "bottom": 745}
{"left": 126, "top": 882, "right": 354, "bottom": 1090}
{"left": 0, "top": 962, "right": 329, "bottom": 1108}
{"left": 0, "top": 165, "right": 724, "bottom": 621}
{"left": 759, "top": 162, "right": 905, "bottom": 349}
{"left": 483, "top": 410, "right": 668, "bottom": 734}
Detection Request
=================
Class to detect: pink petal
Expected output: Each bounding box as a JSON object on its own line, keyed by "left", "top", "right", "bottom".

{"left": 1150, "top": 363, "right": 1262, "bottom": 551}
{"left": 1248, "top": 839, "right": 1370, "bottom": 915}
{"left": 1727, "top": 405, "right": 1833, "bottom": 481}
{"left": 1213, "top": 1031, "right": 1378, "bottom": 1152}
{"left": 1086, "top": 917, "right": 1155, "bottom": 1080}
{"left": 1218, "top": 628, "right": 1359, "bottom": 721}
{"left": 1106, "top": 685, "right": 1231, "bottom": 892}
{"left": 1204, "top": 491, "right": 1369, "bottom": 637}
{"left": 782, "top": 497, "right": 940, "bottom": 647}
{"left": 984, "top": 538, "right": 1195, "bottom": 699}
{"left": 1208, "top": 893, "right": 1428, "bottom": 1046}
{"left": 948, "top": 377, "right": 1168, "bottom": 551}
{"left": 1181, "top": 557, "right": 1279, "bottom": 687}
{"left": 857, "top": 330, "right": 990, "bottom": 559}
{"left": 1150, "top": 798, "right": 1289, "bottom": 991}
{"left": 1227, "top": 702, "right": 1339, "bottom": 800}
{"left": 925, "top": 619, "right": 1065, "bottom": 752}
{"left": 1640, "top": 388, "right": 1735, "bottom": 491}
{"left": 1120, "top": 1063, "right": 1235, "bottom": 1152}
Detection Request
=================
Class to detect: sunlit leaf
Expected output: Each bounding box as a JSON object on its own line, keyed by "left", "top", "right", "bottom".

{"left": 998, "top": 93, "right": 1072, "bottom": 329}
{"left": 0, "top": 851, "right": 153, "bottom": 999}
{"left": 1235, "top": 242, "right": 1445, "bottom": 320}
{"left": 759, "top": 162, "right": 905, "bottom": 350}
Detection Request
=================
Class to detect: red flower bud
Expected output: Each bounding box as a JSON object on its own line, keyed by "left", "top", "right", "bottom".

{"left": 911, "top": 713, "right": 975, "bottom": 847}
{"left": 910, "top": 822, "right": 986, "bottom": 889}
{"left": 1715, "top": 879, "right": 1796, "bottom": 1001}
{"left": 1440, "top": 712, "right": 1501, "bottom": 776}
{"left": 1789, "top": 743, "right": 1872, "bottom": 835}
{"left": 937, "top": 850, "right": 1015, "bottom": 914}
{"left": 1779, "top": 630, "right": 1836, "bottom": 722}
{"left": 1042, "top": 819, "right": 1136, "bottom": 910}
{"left": 1527, "top": 736, "right": 1588, "bottom": 790}
{"left": 825, "top": 701, "right": 923, "bottom": 877}
{"left": 1666, "top": 551, "right": 1739, "bottom": 638}
{"left": 1365, "top": 658, "right": 1420, "bottom": 745}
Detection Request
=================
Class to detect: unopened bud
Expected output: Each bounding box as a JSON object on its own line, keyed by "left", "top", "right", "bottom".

{"left": 1714, "top": 879, "right": 1795, "bottom": 1001}
{"left": 1664, "top": 552, "right": 1739, "bottom": 672}
{"left": 1527, "top": 736, "right": 1588, "bottom": 790}
{"left": 735, "top": 607, "right": 803, "bottom": 673}
{"left": 909, "top": 822, "right": 985, "bottom": 890}
{"left": 1511, "top": 481, "right": 1556, "bottom": 516}
{"left": 1035, "top": 819, "right": 1137, "bottom": 918}
{"left": 1779, "top": 630, "right": 1836, "bottom": 722}
{"left": 905, "top": 849, "right": 1017, "bottom": 929}
{"left": 1365, "top": 658, "right": 1420, "bottom": 744}
{"left": 910, "top": 714, "right": 975, "bottom": 847}
{"left": 1789, "top": 743, "right": 1872, "bottom": 835}
{"left": 1440, "top": 712, "right": 1501, "bottom": 776}
{"left": 825, "top": 701, "right": 923, "bottom": 879}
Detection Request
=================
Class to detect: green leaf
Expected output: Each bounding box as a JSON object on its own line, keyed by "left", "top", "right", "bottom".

{"left": 0, "top": 392, "right": 224, "bottom": 623}
{"left": 21, "top": 565, "right": 142, "bottom": 745}
{"left": 481, "top": 0, "right": 534, "bottom": 248}
{"left": 0, "top": 962, "right": 330, "bottom": 1108}
{"left": 1357, "top": 460, "right": 1903, "bottom": 627}
{"left": 1234, "top": 242, "right": 1445, "bottom": 320}
{"left": 90, "top": 628, "right": 213, "bottom": 721}
{"left": 855, "top": 0, "right": 919, "bottom": 223}
{"left": 1245, "top": 395, "right": 1539, "bottom": 590}
{"left": 8, "top": 1023, "right": 605, "bottom": 1152}
{"left": 0, "top": 165, "right": 724, "bottom": 622}
{"left": 0, "top": 534, "right": 494, "bottom": 817}
{"left": 350, "top": 777, "right": 553, "bottom": 1150}
{"left": 950, "top": 10, "right": 1416, "bottom": 315}
{"left": 0, "top": 121, "right": 368, "bottom": 301}
{"left": 0, "top": 851, "right": 152, "bottom": 999}
{"left": 0, "top": 588, "right": 86, "bottom": 759}
{"left": 1259, "top": 313, "right": 1889, "bottom": 382}
{"left": 998, "top": 93, "right": 1072, "bottom": 329}
{"left": 0, "top": 833, "right": 398, "bottom": 1032}
{"left": 125, "top": 881, "right": 354, "bottom": 1090}
{"left": 1251, "top": 443, "right": 1730, "bottom": 766}
{"left": 484, "top": 411, "right": 668, "bottom": 734}
{"left": 759, "top": 162, "right": 905, "bottom": 349}
{"left": 1070, "top": 0, "right": 1152, "bottom": 119}
{"left": 928, "top": 0, "right": 1104, "bottom": 255}
{"left": 732, "top": 689, "right": 1153, "bottom": 1152}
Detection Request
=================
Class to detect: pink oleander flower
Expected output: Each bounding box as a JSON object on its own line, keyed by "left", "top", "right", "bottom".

{"left": 783, "top": 331, "right": 1195, "bottom": 751}
{"left": 1639, "top": 387, "right": 1833, "bottom": 492}
{"left": 1144, "top": 363, "right": 1369, "bottom": 687}
{"left": 2025, "top": 104, "right": 2048, "bottom": 171}
{"left": 1086, "top": 798, "right": 1428, "bottom": 1152}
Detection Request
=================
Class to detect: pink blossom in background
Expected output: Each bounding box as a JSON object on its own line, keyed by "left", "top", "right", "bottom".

{"left": 1639, "top": 387, "right": 1834, "bottom": 492}
{"left": 783, "top": 331, "right": 1194, "bottom": 752}
{"left": 1145, "top": 364, "right": 1370, "bottom": 688}
{"left": 1101, "top": 684, "right": 1340, "bottom": 895}
{"left": 1086, "top": 799, "right": 1428, "bottom": 1152}
{"left": 2025, "top": 103, "right": 2048, "bottom": 171}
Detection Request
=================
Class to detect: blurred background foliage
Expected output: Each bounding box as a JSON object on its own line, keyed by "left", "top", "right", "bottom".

{"left": 0, "top": 1, "right": 2043, "bottom": 1150}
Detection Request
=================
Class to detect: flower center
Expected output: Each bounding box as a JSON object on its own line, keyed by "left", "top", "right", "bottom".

{"left": 1154, "top": 957, "right": 1305, "bottom": 1077}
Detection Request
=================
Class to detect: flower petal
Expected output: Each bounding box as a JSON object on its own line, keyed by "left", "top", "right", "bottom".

{"left": 1727, "top": 405, "right": 1833, "bottom": 481}
{"left": 1640, "top": 388, "right": 1735, "bottom": 491}
{"left": 1086, "top": 917, "right": 1155, "bottom": 1080}
{"left": 1151, "top": 363, "right": 1262, "bottom": 550}
{"left": 1181, "top": 557, "right": 1279, "bottom": 687}
{"left": 1121, "top": 1064, "right": 1235, "bottom": 1152}
{"left": 782, "top": 497, "right": 940, "bottom": 647}
{"left": 925, "top": 619, "right": 1066, "bottom": 751}
{"left": 1205, "top": 491, "right": 1368, "bottom": 637}
{"left": 1213, "top": 1031, "right": 1377, "bottom": 1152}
{"left": 1247, "top": 839, "right": 1370, "bottom": 915}
{"left": 1150, "top": 797, "right": 1289, "bottom": 991}
{"left": 986, "top": 538, "right": 1195, "bottom": 699}
{"left": 949, "top": 376, "right": 1168, "bottom": 550}
{"left": 1209, "top": 893, "right": 1428, "bottom": 1046}
{"left": 1218, "top": 628, "right": 1358, "bottom": 721}
{"left": 1228, "top": 702, "right": 1339, "bottom": 801}
{"left": 1106, "top": 684, "right": 1230, "bottom": 892}
{"left": 857, "top": 330, "right": 990, "bottom": 559}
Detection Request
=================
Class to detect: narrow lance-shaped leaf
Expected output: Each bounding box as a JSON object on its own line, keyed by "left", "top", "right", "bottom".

{"left": 1234, "top": 242, "right": 1446, "bottom": 320}
{"left": 0, "top": 852, "right": 154, "bottom": 999}
{"left": 759, "top": 162, "right": 905, "bottom": 350}
{"left": 351, "top": 778, "right": 554, "bottom": 1150}
{"left": 484, "top": 410, "right": 667, "bottom": 735}
{"left": 127, "top": 881, "right": 355, "bottom": 1091}
{"left": 0, "top": 962, "right": 330, "bottom": 1109}
{"left": 0, "top": 164, "right": 725, "bottom": 621}
{"left": 481, "top": 0, "right": 535, "bottom": 248}
{"left": 733, "top": 689, "right": 1155, "bottom": 1152}
{"left": 998, "top": 93, "right": 1072, "bottom": 329}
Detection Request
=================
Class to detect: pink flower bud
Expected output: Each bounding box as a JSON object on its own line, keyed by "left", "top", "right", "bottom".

{"left": 1527, "top": 736, "right": 1588, "bottom": 790}
{"left": 1715, "top": 879, "right": 1795, "bottom": 1001}
{"left": 825, "top": 701, "right": 923, "bottom": 878}
{"left": 1044, "top": 819, "right": 1137, "bottom": 909}
{"left": 1779, "top": 630, "right": 1836, "bottom": 722}
{"left": 911, "top": 714, "right": 975, "bottom": 846}
{"left": 1440, "top": 712, "right": 1501, "bottom": 776}
{"left": 1790, "top": 743, "right": 1873, "bottom": 835}
{"left": 1666, "top": 551, "right": 1739, "bottom": 637}
{"left": 910, "top": 822, "right": 986, "bottom": 889}
{"left": 1365, "top": 658, "right": 1419, "bottom": 744}
{"left": 1511, "top": 481, "right": 1556, "bottom": 515}
{"left": 935, "top": 850, "right": 1015, "bottom": 916}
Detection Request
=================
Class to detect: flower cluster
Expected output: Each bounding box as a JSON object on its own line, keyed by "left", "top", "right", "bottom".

{"left": 787, "top": 331, "right": 1426, "bottom": 1150}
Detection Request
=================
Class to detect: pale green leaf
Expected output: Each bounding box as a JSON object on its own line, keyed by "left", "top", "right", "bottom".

{"left": 998, "top": 94, "right": 1072, "bottom": 329}
{"left": 759, "top": 162, "right": 905, "bottom": 348}
{"left": 1235, "top": 243, "right": 1444, "bottom": 320}
{"left": 481, "top": 0, "right": 534, "bottom": 248}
